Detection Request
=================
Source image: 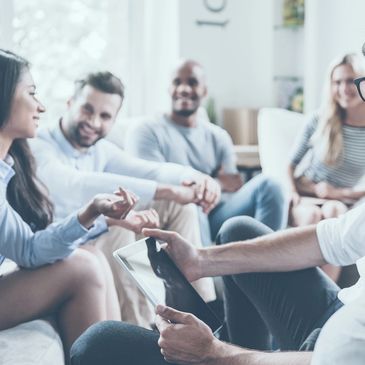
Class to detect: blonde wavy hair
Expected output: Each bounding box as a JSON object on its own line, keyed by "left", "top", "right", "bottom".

{"left": 311, "top": 53, "right": 365, "bottom": 165}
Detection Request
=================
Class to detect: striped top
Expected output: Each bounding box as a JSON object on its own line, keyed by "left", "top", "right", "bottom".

{"left": 290, "top": 114, "right": 365, "bottom": 188}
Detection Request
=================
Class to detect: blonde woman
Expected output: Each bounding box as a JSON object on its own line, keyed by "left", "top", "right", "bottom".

{"left": 288, "top": 53, "right": 365, "bottom": 280}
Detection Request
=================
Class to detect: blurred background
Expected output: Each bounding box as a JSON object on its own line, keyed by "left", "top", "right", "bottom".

{"left": 1, "top": 0, "right": 365, "bottom": 124}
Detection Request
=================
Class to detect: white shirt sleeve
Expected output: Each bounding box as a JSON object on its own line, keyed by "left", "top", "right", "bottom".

{"left": 104, "top": 142, "right": 203, "bottom": 185}
{"left": 316, "top": 204, "right": 365, "bottom": 266}
{"left": 31, "top": 138, "right": 158, "bottom": 219}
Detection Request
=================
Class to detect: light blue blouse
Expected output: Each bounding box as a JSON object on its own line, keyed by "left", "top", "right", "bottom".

{"left": 0, "top": 156, "right": 107, "bottom": 268}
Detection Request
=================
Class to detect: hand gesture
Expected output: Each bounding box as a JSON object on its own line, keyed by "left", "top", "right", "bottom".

{"left": 93, "top": 187, "right": 138, "bottom": 220}
{"left": 183, "top": 175, "right": 221, "bottom": 214}
{"left": 109, "top": 208, "right": 160, "bottom": 233}
{"left": 171, "top": 185, "right": 200, "bottom": 205}
{"left": 217, "top": 169, "right": 243, "bottom": 193}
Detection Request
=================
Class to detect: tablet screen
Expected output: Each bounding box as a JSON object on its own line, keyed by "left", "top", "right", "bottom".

{"left": 113, "top": 237, "right": 222, "bottom": 334}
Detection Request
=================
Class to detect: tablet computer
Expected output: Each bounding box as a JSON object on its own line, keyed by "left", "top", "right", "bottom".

{"left": 113, "top": 237, "right": 223, "bottom": 335}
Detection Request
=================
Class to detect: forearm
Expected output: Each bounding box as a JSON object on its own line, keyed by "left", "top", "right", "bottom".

{"left": 294, "top": 176, "right": 317, "bottom": 196}
{"left": 208, "top": 340, "right": 311, "bottom": 365}
{"left": 78, "top": 200, "right": 100, "bottom": 229}
{"left": 198, "top": 225, "right": 325, "bottom": 277}
{"left": 154, "top": 184, "right": 176, "bottom": 201}
{"left": 336, "top": 187, "right": 365, "bottom": 201}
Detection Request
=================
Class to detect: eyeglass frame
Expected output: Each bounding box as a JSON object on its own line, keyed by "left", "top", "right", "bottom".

{"left": 354, "top": 77, "right": 365, "bottom": 102}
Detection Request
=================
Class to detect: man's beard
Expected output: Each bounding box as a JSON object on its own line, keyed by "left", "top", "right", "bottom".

{"left": 173, "top": 108, "right": 197, "bottom": 117}
{"left": 70, "top": 124, "right": 101, "bottom": 148}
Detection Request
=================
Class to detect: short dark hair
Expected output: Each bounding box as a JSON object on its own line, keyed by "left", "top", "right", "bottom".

{"left": 73, "top": 71, "right": 125, "bottom": 103}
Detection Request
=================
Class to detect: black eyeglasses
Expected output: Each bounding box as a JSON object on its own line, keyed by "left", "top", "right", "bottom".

{"left": 354, "top": 77, "right": 365, "bottom": 102}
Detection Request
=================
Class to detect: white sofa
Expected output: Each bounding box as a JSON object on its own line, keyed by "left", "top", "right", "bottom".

{"left": 257, "top": 107, "right": 306, "bottom": 190}
{"left": 0, "top": 261, "right": 65, "bottom": 365}
{"left": 0, "top": 319, "right": 64, "bottom": 365}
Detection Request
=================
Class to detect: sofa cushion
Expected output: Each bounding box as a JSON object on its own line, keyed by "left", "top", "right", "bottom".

{"left": 0, "top": 319, "right": 64, "bottom": 365}
{"left": 258, "top": 107, "right": 306, "bottom": 189}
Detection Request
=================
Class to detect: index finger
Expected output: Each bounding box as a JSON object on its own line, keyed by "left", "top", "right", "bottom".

{"left": 142, "top": 228, "right": 178, "bottom": 243}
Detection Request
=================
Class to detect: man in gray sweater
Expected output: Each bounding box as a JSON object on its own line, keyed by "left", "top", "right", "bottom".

{"left": 126, "top": 60, "right": 287, "bottom": 244}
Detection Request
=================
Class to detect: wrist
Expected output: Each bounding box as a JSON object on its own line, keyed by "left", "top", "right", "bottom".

{"left": 155, "top": 184, "right": 174, "bottom": 201}
{"left": 78, "top": 200, "right": 100, "bottom": 229}
{"left": 205, "top": 339, "right": 249, "bottom": 365}
{"left": 205, "top": 338, "right": 226, "bottom": 364}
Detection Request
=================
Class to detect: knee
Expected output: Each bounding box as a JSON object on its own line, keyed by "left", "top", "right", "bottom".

{"left": 307, "top": 206, "right": 323, "bottom": 224}
{"left": 321, "top": 201, "right": 348, "bottom": 219}
{"left": 65, "top": 249, "right": 106, "bottom": 292}
{"left": 291, "top": 205, "right": 323, "bottom": 226}
{"left": 257, "top": 175, "right": 285, "bottom": 201}
{"left": 70, "top": 321, "right": 119, "bottom": 364}
{"left": 70, "top": 321, "right": 156, "bottom": 364}
{"left": 216, "top": 216, "right": 272, "bottom": 244}
{"left": 181, "top": 203, "right": 200, "bottom": 219}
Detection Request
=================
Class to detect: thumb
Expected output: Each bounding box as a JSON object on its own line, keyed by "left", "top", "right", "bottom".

{"left": 182, "top": 179, "right": 195, "bottom": 187}
{"left": 142, "top": 228, "right": 177, "bottom": 242}
{"left": 156, "top": 305, "right": 193, "bottom": 324}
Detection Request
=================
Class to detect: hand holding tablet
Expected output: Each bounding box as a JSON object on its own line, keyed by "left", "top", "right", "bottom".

{"left": 113, "top": 237, "right": 222, "bottom": 335}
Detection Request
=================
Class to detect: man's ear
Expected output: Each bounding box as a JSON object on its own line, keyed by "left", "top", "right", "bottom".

{"left": 66, "top": 97, "right": 73, "bottom": 108}
{"left": 203, "top": 86, "right": 208, "bottom": 98}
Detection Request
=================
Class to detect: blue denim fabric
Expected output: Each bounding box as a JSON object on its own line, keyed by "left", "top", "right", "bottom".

{"left": 199, "top": 174, "right": 288, "bottom": 245}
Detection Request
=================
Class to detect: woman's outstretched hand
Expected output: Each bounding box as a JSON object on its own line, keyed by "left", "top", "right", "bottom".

{"left": 78, "top": 187, "right": 139, "bottom": 228}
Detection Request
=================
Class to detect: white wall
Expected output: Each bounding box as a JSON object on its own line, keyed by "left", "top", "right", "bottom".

{"left": 179, "top": 0, "right": 365, "bottom": 117}
{"left": 127, "top": 0, "right": 180, "bottom": 116}
{"left": 305, "top": 0, "right": 365, "bottom": 112}
{"left": 0, "top": 0, "right": 13, "bottom": 49}
{"left": 179, "top": 0, "right": 275, "bottom": 122}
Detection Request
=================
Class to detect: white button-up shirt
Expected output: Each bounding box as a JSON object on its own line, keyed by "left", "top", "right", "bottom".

{"left": 30, "top": 123, "right": 202, "bottom": 220}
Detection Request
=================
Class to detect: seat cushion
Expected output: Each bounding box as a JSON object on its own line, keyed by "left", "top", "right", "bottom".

{"left": 0, "top": 319, "right": 64, "bottom": 365}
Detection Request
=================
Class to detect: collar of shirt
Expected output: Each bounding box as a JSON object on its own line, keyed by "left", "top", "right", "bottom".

{"left": 0, "top": 155, "right": 15, "bottom": 185}
{"left": 50, "top": 120, "right": 95, "bottom": 159}
{"left": 163, "top": 114, "right": 202, "bottom": 135}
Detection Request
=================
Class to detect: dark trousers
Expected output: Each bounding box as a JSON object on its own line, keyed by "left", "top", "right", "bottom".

{"left": 218, "top": 218, "right": 342, "bottom": 351}
{"left": 70, "top": 216, "right": 342, "bottom": 365}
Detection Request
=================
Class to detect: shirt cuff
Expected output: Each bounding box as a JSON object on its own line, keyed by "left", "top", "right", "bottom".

{"left": 58, "top": 213, "right": 89, "bottom": 243}
{"left": 76, "top": 215, "right": 109, "bottom": 245}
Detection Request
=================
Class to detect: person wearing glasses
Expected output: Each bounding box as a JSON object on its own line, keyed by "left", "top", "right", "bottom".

{"left": 70, "top": 47, "right": 365, "bottom": 365}
{"left": 287, "top": 53, "right": 365, "bottom": 281}
{"left": 288, "top": 53, "right": 365, "bottom": 227}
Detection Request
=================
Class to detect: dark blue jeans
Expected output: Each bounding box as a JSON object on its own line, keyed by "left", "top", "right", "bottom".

{"left": 199, "top": 174, "right": 287, "bottom": 245}
{"left": 70, "top": 216, "right": 342, "bottom": 365}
